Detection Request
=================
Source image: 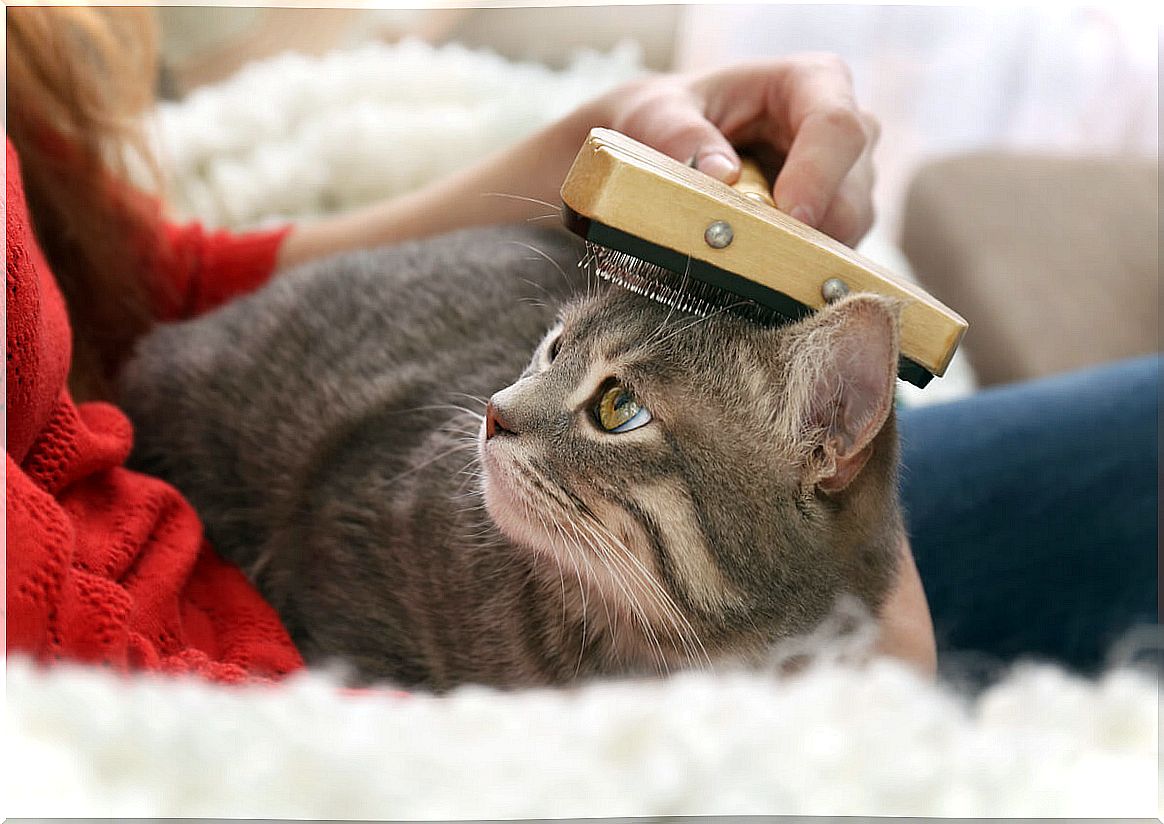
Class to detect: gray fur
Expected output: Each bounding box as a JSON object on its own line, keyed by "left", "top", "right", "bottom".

{"left": 120, "top": 225, "right": 902, "bottom": 690}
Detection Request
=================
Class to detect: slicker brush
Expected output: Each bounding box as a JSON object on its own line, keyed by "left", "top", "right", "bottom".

{"left": 560, "top": 128, "right": 967, "bottom": 388}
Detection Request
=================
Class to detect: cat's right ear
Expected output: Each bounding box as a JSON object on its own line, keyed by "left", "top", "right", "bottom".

{"left": 777, "top": 294, "right": 902, "bottom": 493}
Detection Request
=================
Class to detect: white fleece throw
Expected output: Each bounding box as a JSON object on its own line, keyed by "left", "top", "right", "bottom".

{"left": 148, "top": 38, "right": 645, "bottom": 228}
{"left": 9, "top": 40, "right": 1154, "bottom": 819}
{"left": 5, "top": 656, "right": 1157, "bottom": 817}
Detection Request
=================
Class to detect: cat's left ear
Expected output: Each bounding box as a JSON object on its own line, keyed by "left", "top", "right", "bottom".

{"left": 780, "top": 294, "right": 902, "bottom": 493}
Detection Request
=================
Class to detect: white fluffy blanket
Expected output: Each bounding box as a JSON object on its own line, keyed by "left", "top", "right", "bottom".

{"left": 6, "top": 656, "right": 1157, "bottom": 817}
{"left": 149, "top": 38, "right": 644, "bottom": 227}
{"left": 9, "top": 40, "right": 1155, "bottom": 818}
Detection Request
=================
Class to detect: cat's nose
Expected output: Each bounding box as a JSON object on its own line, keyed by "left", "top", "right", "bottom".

{"left": 485, "top": 400, "right": 517, "bottom": 439}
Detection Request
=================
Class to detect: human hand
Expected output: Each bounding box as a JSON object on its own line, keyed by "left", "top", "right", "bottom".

{"left": 593, "top": 54, "right": 880, "bottom": 247}
{"left": 279, "top": 54, "right": 878, "bottom": 268}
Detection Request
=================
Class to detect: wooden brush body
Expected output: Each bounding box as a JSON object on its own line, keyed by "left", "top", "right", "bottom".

{"left": 561, "top": 128, "right": 967, "bottom": 385}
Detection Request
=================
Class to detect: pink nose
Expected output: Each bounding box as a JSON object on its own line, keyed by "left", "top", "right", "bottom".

{"left": 484, "top": 400, "right": 516, "bottom": 440}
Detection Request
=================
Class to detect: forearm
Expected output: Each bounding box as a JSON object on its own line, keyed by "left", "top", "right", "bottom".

{"left": 875, "top": 532, "right": 937, "bottom": 677}
{"left": 274, "top": 99, "right": 606, "bottom": 272}
{"left": 274, "top": 52, "right": 880, "bottom": 271}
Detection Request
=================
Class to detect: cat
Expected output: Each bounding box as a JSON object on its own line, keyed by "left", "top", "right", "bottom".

{"left": 119, "top": 224, "right": 905, "bottom": 691}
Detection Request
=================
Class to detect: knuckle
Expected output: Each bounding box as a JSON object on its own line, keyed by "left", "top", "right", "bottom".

{"left": 615, "top": 104, "right": 665, "bottom": 140}
{"left": 664, "top": 121, "right": 720, "bottom": 159}
{"left": 672, "top": 120, "right": 714, "bottom": 146}
{"left": 607, "top": 80, "right": 682, "bottom": 133}
{"left": 814, "top": 105, "right": 866, "bottom": 147}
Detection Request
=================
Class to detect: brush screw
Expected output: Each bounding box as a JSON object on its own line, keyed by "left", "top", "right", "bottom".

{"left": 704, "top": 220, "right": 734, "bottom": 249}
{"left": 822, "top": 277, "right": 850, "bottom": 303}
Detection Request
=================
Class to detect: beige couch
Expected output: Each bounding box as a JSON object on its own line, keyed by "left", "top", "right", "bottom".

{"left": 900, "top": 153, "right": 1159, "bottom": 387}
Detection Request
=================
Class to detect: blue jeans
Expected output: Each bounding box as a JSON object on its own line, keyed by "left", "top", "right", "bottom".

{"left": 898, "top": 354, "right": 1159, "bottom": 676}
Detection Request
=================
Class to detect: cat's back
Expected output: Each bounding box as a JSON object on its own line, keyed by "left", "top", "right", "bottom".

{"left": 120, "top": 225, "right": 584, "bottom": 566}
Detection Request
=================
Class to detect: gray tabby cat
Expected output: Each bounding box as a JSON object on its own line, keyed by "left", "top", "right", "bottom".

{"left": 119, "top": 225, "right": 904, "bottom": 691}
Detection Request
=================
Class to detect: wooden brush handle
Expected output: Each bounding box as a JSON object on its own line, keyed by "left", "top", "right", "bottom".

{"left": 732, "top": 157, "right": 777, "bottom": 208}
{"left": 560, "top": 128, "right": 969, "bottom": 378}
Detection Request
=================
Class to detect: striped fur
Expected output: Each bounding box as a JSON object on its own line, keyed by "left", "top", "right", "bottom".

{"left": 120, "top": 225, "right": 903, "bottom": 690}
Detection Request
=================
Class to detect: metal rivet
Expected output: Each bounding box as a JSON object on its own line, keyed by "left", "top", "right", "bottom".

{"left": 704, "top": 220, "right": 734, "bottom": 249}
{"left": 822, "top": 277, "right": 850, "bottom": 303}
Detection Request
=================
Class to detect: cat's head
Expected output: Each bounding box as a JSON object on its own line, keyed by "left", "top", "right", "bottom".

{"left": 478, "top": 286, "right": 904, "bottom": 664}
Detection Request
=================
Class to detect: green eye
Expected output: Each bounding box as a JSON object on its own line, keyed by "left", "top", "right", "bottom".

{"left": 595, "top": 383, "right": 652, "bottom": 433}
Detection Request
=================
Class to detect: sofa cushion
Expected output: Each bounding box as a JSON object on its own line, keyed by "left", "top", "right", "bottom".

{"left": 900, "top": 153, "right": 1158, "bottom": 386}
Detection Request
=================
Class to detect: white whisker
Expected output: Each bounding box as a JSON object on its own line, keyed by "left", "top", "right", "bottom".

{"left": 401, "top": 403, "right": 486, "bottom": 422}
{"left": 382, "top": 442, "right": 473, "bottom": 486}
{"left": 482, "top": 192, "right": 559, "bottom": 210}
{"left": 507, "top": 241, "right": 569, "bottom": 287}
{"left": 580, "top": 513, "right": 713, "bottom": 671}
{"left": 571, "top": 517, "right": 667, "bottom": 675}
{"left": 649, "top": 301, "right": 745, "bottom": 351}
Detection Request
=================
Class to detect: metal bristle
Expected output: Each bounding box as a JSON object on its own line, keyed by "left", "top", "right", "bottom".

{"left": 582, "top": 242, "right": 788, "bottom": 327}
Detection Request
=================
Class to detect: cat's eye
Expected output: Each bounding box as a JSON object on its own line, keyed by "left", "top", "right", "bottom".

{"left": 595, "top": 383, "right": 652, "bottom": 433}
{"left": 549, "top": 332, "right": 563, "bottom": 362}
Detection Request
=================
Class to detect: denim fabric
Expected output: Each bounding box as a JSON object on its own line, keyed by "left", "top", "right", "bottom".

{"left": 898, "top": 354, "right": 1160, "bottom": 675}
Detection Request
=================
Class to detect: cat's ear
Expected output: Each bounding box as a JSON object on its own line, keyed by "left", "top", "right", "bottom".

{"left": 779, "top": 294, "right": 901, "bottom": 493}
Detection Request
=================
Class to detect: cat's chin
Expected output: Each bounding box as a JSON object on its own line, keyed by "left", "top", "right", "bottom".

{"left": 479, "top": 437, "right": 586, "bottom": 571}
{"left": 479, "top": 442, "right": 553, "bottom": 556}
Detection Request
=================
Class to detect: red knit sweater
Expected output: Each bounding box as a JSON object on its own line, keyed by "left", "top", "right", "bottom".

{"left": 6, "top": 137, "right": 305, "bottom": 682}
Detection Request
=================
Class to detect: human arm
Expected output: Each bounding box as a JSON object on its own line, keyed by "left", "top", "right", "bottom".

{"left": 155, "top": 220, "right": 292, "bottom": 319}
{"left": 875, "top": 533, "right": 938, "bottom": 677}
{"left": 275, "top": 52, "right": 879, "bottom": 271}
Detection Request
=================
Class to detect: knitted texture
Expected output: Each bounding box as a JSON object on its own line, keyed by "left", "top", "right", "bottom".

{"left": 5, "top": 137, "right": 304, "bottom": 683}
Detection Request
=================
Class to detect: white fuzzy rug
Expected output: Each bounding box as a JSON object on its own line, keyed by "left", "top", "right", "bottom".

{"left": 5, "top": 655, "right": 1157, "bottom": 818}
{"left": 11, "top": 40, "right": 1151, "bottom": 819}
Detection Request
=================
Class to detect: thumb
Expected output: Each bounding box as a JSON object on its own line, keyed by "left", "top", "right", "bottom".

{"left": 627, "top": 103, "right": 740, "bottom": 183}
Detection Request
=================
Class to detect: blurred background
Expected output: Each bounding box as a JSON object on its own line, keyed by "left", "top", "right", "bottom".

{"left": 152, "top": 3, "right": 1160, "bottom": 396}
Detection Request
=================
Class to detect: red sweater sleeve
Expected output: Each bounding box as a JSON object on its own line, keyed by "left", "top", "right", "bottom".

{"left": 156, "top": 219, "right": 292, "bottom": 320}
{"left": 6, "top": 137, "right": 304, "bottom": 682}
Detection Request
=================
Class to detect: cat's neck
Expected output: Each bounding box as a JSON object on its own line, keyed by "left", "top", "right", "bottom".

{"left": 520, "top": 547, "right": 712, "bottom": 679}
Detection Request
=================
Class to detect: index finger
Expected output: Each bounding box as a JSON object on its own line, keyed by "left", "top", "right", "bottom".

{"left": 769, "top": 58, "right": 871, "bottom": 228}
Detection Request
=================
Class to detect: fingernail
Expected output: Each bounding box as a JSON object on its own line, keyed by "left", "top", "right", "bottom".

{"left": 790, "top": 204, "right": 815, "bottom": 226}
{"left": 697, "top": 152, "right": 737, "bottom": 181}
